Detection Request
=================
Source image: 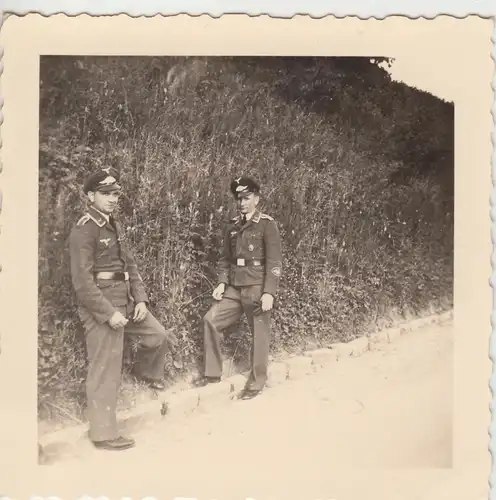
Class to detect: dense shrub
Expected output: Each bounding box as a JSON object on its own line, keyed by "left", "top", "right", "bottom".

{"left": 38, "top": 56, "right": 454, "bottom": 422}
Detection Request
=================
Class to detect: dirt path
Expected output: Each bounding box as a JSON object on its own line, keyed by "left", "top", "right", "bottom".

{"left": 43, "top": 321, "right": 458, "bottom": 499}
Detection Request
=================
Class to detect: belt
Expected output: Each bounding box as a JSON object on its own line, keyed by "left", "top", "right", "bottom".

{"left": 232, "top": 258, "right": 264, "bottom": 267}
{"left": 95, "top": 271, "right": 129, "bottom": 281}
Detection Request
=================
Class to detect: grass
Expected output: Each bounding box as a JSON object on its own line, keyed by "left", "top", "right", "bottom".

{"left": 37, "top": 55, "right": 454, "bottom": 432}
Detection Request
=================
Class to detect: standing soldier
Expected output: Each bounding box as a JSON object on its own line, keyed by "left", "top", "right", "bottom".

{"left": 69, "top": 167, "right": 176, "bottom": 451}
{"left": 194, "top": 176, "right": 283, "bottom": 400}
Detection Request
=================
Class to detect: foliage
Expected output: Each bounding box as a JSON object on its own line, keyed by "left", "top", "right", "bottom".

{"left": 38, "top": 56, "right": 454, "bottom": 422}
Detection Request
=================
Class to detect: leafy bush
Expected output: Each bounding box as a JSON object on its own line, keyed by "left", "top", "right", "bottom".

{"left": 38, "top": 56, "right": 454, "bottom": 422}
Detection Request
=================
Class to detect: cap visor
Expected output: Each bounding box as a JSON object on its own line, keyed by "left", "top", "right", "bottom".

{"left": 236, "top": 191, "right": 254, "bottom": 198}
{"left": 97, "top": 183, "right": 122, "bottom": 192}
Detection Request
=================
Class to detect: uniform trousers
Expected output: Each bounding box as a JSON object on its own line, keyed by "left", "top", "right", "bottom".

{"left": 79, "top": 301, "right": 169, "bottom": 442}
{"left": 203, "top": 284, "right": 272, "bottom": 391}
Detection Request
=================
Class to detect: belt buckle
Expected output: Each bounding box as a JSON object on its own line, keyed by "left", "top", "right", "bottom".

{"left": 236, "top": 258, "right": 246, "bottom": 267}
{"left": 124, "top": 272, "right": 129, "bottom": 281}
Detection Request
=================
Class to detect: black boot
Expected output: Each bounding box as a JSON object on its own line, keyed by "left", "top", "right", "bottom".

{"left": 192, "top": 376, "right": 221, "bottom": 387}
{"left": 92, "top": 436, "right": 136, "bottom": 451}
{"left": 134, "top": 375, "right": 166, "bottom": 391}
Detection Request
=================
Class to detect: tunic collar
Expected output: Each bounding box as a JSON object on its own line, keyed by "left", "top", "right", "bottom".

{"left": 87, "top": 205, "right": 117, "bottom": 232}
{"left": 90, "top": 205, "right": 110, "bottom": 222}
{"left": 231, "top": 209, "right": 261, "bottom": 225}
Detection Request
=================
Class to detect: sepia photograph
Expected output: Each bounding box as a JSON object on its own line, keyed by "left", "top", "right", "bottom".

{"left": 37, "top": 53, "right": 454, "bottom": 466}
{"left": 0, "top": 12, "right": 491, "bottom": 500}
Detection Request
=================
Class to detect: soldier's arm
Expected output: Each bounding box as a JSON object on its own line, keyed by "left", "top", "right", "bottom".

{"left": 69, "top": 224, "right": 117, "bottom": 324}
{"left": 262, "top": 219, "right": 283, "bottom": 297}
{"left": 216, "top": 226, "right": 231, "bottom": 286}
{"left": 123, "top": 248, "right": 149, "bottom": 305}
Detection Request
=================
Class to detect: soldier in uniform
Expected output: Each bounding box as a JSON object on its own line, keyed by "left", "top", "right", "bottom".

{"left": 69, "top": 168, "right": 176, "bottom": 451}
{"left": 194, "top": 176, "right": 283, "bottom": 400}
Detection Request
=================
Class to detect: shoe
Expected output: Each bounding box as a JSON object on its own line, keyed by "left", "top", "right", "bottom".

{"left": 92, "top": 436, "right": 135, "bottom": 451}
{"left": 146, "top": 379, "right": 166, "bottom": 391}
{"left": 237, "top": 387, "right": 263, "bottom": 400}
{"left": 135, "top": 376, "right": 166, "bottom": 391}
{"left": 192, "top": 376, "right": 221, "bottom": 387}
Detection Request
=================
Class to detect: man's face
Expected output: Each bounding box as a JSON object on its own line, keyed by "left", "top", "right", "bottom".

{"left": 89, "top": 189, "right": 121, "bottom": 215}
{"left": 236, "top": 192, "right": 259, "bottom": 215}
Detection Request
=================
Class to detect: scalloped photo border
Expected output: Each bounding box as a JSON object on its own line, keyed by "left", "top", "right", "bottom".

{"left": 0, "top": 0, "right": 495, "bottom": 18}
{"left": 0, "top": 5, "right": 493, "bottom": 500}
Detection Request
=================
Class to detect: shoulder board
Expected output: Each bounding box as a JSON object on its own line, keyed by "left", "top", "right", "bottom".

{"left": 76, "top": 214, "right": 91, "bottom": 227}
{"left": 260, "top": 213, "right": 274, "bottom": 221}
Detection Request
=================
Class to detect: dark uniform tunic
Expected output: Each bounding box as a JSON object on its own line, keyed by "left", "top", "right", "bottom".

{"left": 69, "top": 205, "right": 169, "bottom": 442}
{"left": 203, "top": 209, "right": 283, "bottom": 390}
{"left": 217, "top": 210, "right": 282, "bottom": 295}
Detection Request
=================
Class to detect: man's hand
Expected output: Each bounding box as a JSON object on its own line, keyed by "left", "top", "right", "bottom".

{"left": 133, "top": 302, "right": 148, "bottom": 323}
{"left": 212, "top": 283, "right": 226, "bottom": 301}
{"left": 108, "top": 311, "right": 129, "bottom": 330}
{"left": 260, "top": 293, "right": 274, "bottom": 312}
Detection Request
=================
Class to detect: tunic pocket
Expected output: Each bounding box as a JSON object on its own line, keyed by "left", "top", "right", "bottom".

{"left": 96, "top": 235, "right": 118, "bottom": 265}
{"left": 247, "top": 232, "right": 264, "bottom": 258}
{"left": 96, "top": 243, "right": 112, "bottom": 265}
{"left": 96, "top": 279, "right": 129, "bottom": 306}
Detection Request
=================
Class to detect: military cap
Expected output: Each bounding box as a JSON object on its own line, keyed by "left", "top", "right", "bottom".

{"left": 83, "top": 167, "right": 122, "bottom": 194}
{"left": 230, "top": 176, "right": 260, "bottom": 198}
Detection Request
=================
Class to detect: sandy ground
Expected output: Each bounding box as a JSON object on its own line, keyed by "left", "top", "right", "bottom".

{"left": 36, "top": 321, "right": 471, "bottom": 499}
